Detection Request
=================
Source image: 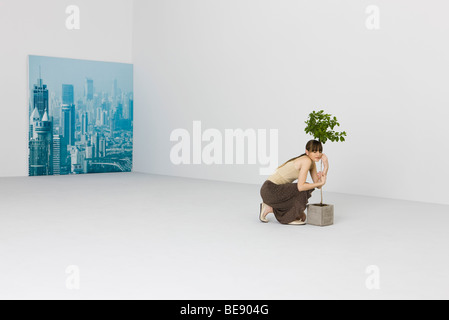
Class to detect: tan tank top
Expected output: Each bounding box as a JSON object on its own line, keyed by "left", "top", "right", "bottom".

{"left": 268, "top": 159, "right": 301, "bottom": 185}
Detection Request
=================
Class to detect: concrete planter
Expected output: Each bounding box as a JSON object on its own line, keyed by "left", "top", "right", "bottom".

{"left": 307, "top": 204, "right": 334, "bottom": 226}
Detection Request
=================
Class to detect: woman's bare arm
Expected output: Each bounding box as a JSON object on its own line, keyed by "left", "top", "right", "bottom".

{"left": 297, "top": 158, "right": 324, "bottom": 192}
{"left": 321, "top": 154, "right": 329, "bottom": 175}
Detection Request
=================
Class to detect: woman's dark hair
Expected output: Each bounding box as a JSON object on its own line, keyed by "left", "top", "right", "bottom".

{"left": 277, "top": 140, "right": 323, "bottom": 169}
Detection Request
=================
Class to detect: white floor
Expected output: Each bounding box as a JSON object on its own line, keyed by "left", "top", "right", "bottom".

{"left": 0, "top": 172, "right": 448, "bottom": 300}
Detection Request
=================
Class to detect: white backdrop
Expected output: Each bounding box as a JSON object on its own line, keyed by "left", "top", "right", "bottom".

{"left": 133, "top": 0, "right": 449, "bottom": 205}
{"left": 1, "top": 0, "right": 448, "bottom": 206}
{"left": 0, "top": 0, "right": 133, "bottom": 177}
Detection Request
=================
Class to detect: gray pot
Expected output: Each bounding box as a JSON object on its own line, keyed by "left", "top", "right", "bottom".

{"left": 307, "top": 204, "right": 334, "bottom": 226}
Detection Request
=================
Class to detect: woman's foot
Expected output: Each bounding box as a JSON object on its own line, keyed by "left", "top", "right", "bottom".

{"left": 288, "top": 212, "right": 307, "bottom": 225}
{"left": 259, "top": 203, "right": 273, "bottom": 223}
{"left": 288, "top": 220, "right": 306, "bottom": 225}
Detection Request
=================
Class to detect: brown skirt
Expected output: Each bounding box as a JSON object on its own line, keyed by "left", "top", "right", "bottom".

{"left": 260, "top": 180, "right": 314, "bottom": 225}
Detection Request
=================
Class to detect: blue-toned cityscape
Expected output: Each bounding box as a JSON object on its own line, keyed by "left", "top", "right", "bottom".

{"left": 28, "top": 55, "right": 133, "bottom": 176}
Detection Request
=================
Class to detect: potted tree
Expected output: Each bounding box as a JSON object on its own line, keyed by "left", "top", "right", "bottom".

{"left": 304, "top": 110, "right": 347, "bottom": 226}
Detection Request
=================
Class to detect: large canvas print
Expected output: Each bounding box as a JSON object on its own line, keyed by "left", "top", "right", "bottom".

{"left": 28, "top": 55, "right": 133, "bottom": 176}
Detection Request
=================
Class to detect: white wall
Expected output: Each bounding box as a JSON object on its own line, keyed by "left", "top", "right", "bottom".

{"left": 133, "top": 0, "right": 449, "bottom": 205}
{"left": 2, "top": 0, "right": 448, "bottom": 206}
{"left": 0, "top": 0, "right": 133, "bottom": 177}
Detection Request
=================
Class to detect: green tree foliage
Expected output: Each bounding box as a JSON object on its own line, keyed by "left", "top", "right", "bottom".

{"left": 305, "top": 110, "right": 347, "bottom": 144}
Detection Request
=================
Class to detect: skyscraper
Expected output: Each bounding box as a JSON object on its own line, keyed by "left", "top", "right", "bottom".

{"left": 29, "top": 72, "right": 53, "bottom": 176}
{"left": 99, "top": 137, "right": 106, "bottom": 158}
{"left": 81, "top": 112, "right": 88, "bottom": 135}
{"left": 52, "top": 135, "right": 61, "bottom": 175}
{"left": 92, "top": 132, "right": 100, "bottom": 158}
{"left": 69, "top": 146, "right": 85, "bottom": 174}
{"left": 62, "top": 84, "right": 74, "bottom": 105}
{"left": 61, "top": 104, "right": 76, "bottom": 147}
{"left": 85, "top": 78, "right": 94, "bottom": 101}
{"left": 29, "top": 110, "right": 53, "bottom": 176}
{"left": 33, "top": 72, "right": 49, "bottom": 119}
{"left": 29, "top": 107, "right": 40, "bottom": 140}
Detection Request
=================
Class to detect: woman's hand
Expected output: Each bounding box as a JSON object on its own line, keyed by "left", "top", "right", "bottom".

{"left": 321, "top": 153, "right": 329, "bottom": 165}
{"left": 316, "top": 171, "right": 323, "bottom": 189}
{"left": 319, "top": 173, "right": 327, "bottom": 187}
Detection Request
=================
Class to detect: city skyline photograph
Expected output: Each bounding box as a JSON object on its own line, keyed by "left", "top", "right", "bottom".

{"left": 28, "top": 55, "right": 134, "bottom": 176}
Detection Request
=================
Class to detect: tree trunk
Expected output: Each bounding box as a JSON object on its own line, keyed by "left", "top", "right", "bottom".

{"left": 320, "top": 160, "right": 324, "bottom": 205}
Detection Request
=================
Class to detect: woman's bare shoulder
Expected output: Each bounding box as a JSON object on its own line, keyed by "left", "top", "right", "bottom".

{"left": 294, "top": 156, "right": 312, "bottom": 171}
